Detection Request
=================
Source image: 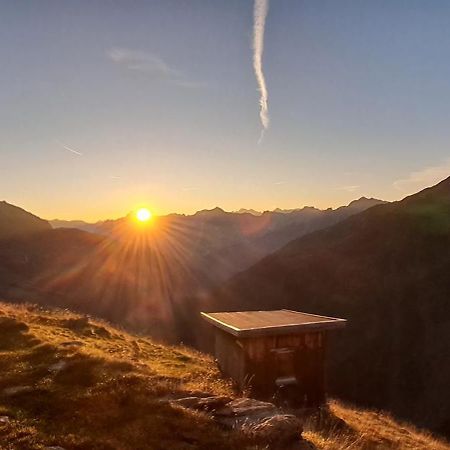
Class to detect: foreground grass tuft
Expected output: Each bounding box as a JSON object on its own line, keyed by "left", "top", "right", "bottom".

{"left": 303, "top": 401, "right": 449, "bottom": 450}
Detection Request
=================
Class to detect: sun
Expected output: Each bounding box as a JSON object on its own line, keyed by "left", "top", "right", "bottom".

{"left": 136, "top": 207, "right": 152, "bottom": 222}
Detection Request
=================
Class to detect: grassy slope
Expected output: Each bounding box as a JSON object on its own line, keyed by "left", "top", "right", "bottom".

{"left": 0, "top": 302, "right": 447, "bottom": 450}
{"left": 304, "top": 402, "right": 449, "bottom": 449}
{"left": 0, "top": 302, "right": 235, "bottom": 450}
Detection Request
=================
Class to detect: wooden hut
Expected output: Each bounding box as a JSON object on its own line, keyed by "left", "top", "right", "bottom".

{"left": 201, "top": 309, "right": 346, "bottom": 406}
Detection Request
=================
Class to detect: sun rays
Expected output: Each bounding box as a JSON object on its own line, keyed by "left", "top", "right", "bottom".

{"left": 26, "top": 206, "right": 280, "bottom": 343}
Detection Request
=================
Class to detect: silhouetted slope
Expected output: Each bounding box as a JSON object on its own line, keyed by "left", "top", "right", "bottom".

{"left": 0, "top": 201, "right": 50, "bottom": 239}
{"left": 211, "top": 177, "right": 450, "bottom": 436}
{"left": 0, "top": 227, "right": 204, "bottom": 341}
{"left": 49, "top": 219, "right": 100, "bottom": 234}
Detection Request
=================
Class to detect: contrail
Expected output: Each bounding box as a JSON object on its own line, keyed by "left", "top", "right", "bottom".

{"left": 55, "top": 139, "right": 83, "bottom": 156}
{"left": 253, "top": 0, "right": 270, "bottom": 142}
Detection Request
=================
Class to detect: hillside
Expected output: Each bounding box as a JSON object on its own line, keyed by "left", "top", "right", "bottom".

{"left": 49, "top": 219, "right": 100, "bottom": 234}
{"left": 0, "top": 301, "right": 235, "bottom": 450}
{"left": 0, "top": 202, "right": 50, "bottom": 239}
{"left": 0, "top": 227, "right": 198, "bottom": 342}
{"left": 0, "top": 301, "right": 448, "bottom": 450}
{"left": 209, "top": 177, "right": 450, "bottom": 436}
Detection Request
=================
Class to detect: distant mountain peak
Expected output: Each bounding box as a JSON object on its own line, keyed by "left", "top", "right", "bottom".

{"left": 346, "top": 197, "right": 387, "bottom": 209}
{"left": 236, "top": 208, "right": 262, "bottom": 216}
{"left": 194, "top": 207, "right": 226, "bottom": 216}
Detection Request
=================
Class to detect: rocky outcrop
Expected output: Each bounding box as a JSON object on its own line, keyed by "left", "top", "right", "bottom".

{"left": 170, "top": 395, "right": 306, "bottom": 449}
{"left": 170, "top": 396, "right": 232, "bottom": 412}
{"left": 243, "top": 414, "right": 303, "bottom": 449}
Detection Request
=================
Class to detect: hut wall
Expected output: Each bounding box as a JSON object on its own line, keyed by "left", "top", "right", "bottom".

{"left": 213, "top": 329, "right": 328, "bottom": 405}
{"left": 214, "top": 329, "right": 246, "bottom": 387}
{"left": 241, "top": 331, "right": 327, "bottom": 405}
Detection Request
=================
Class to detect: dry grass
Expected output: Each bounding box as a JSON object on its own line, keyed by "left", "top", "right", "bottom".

{"left": 303, "top": 401, "right": 449, "bottom": 450}
{"left": 0, "top": 301, "right": 238, "bottom": 450}
{"left": 0, "top": 301, "right": 448, "bottom": 450}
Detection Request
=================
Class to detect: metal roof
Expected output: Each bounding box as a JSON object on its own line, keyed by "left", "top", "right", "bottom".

{"left": 201, "top": 309, "right": 346, "bottom": 338}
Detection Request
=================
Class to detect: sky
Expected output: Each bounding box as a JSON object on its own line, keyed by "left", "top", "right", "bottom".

{"left": 1, "top": 0, "right": 449, "bottom": 221}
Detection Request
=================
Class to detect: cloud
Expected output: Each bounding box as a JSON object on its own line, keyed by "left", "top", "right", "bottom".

{"left": 393, "top": 159, "right": 450, "bottom": 192}
{"left": 253, "top": 0, "right": 270, "bottom": 142}
{"left": 107, "top": 47, "right": 200, "bottom": 87}
{"left": 337, "top": 185, "right": 360, "bottom": 192}
{"left": 55, "top": 139, "right": 83, "bottom": 156}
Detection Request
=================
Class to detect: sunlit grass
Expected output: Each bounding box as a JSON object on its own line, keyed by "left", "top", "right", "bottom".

{"left": 303, "top": 400, "right": 450, "bottom": 450}
{"left": 0, "top": 302, "right": 237, "bottom": 450}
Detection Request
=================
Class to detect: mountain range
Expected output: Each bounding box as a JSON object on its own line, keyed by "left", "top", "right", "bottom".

{"left": 50, "top": 197, "right": 386, "bottom": 284}
{"left": 0, "top": 197, "right": 384, "bottom": 342}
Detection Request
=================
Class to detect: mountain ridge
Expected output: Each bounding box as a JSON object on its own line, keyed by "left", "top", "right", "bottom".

{"left": 0, "top": 201, "right": 51, "bottom": 240}
{"left": 49, "top": 197, "right": 386, "bottom": 229}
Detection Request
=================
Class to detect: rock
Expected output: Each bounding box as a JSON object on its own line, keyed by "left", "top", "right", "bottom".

{"left": 170, "top": 397, "right": 201, "bottom": 408}
{"left": 60, "top": 340, "right": 83, "bottom": 347}
{"left": 196, "top": 396, "right": 232, "bottom": 411}
{"left": 217, "top": 398, "right": 277, "bottom": 417}
{"left": 215, "top": 398, "right": 285, "bottom": 432}
{"left": 61, "top": 317, "right": 89, "bottom": 332}
{"left": 186, "top": 391, "right": 215, "bottom": 399}
{"left": 170, "top": 395, "right": 304, "bottom": 449}
{"left": 45, "top": 447, "right": 66, "bottom": 450}
{"left": 171, "top": 396, "right": 232, "bottom": 412}
{"left": 213, "top": 405, "right": 234, "bottom": 417}
{"left": 92, "top": 325, "right": 111, "bottom": 338}
{"left": 0, "top": 416, "right": 10, "bottom": 424}
{"left": 48, "top": 360, "right": 68, "bottom": 373}
{"left": 244, "top": 414, "right": 303, "bottom": 448}
{"left": 3, "top": 386, "right": 33, "bottom": 396}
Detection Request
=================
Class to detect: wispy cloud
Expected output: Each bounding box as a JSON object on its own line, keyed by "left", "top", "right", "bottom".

{"left": 107, "top": 47, "right": 200, "bottom": 87}
{"left": 393, "top": 159, "right": 450, "bottom": 192}
{"left": 337, "top": 185, "right": 360, "bottom": 192}
{"left": 253, "top": 0, "right": 270, "bottom": 143}
{"left": 55, "top": 139, "right": 83, "bottom": 156}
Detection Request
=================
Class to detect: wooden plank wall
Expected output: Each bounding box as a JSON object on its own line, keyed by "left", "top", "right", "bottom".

{"left": 243, "top": 331, "right": 326, "bottom": 405}
{"left": 214, "top": 330, "right": 327, "bottom": 406}
{"left": 214, "top": 329, "right": 246, "bottom": 386}
{"left": 243, "top": 332, "right": 324, "bottom": 361}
